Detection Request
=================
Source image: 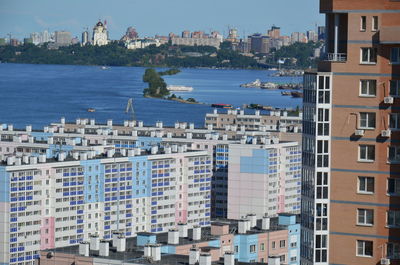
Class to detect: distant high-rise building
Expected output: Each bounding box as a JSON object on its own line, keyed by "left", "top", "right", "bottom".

{"left": 248, "top": 34, "right": 270, "bottom": 54}
{"left": 307, "top": 30, "right": 318, "bottom": 43}
{"left": 291, "top": 32, "right": 307, "bottom": 44}
{"left": 54, "top": 31, "right": 72, "bottom": 46}
{"left": 268, "top": 25, "right": 281, "bottom": 39}
{"left": 181, "top": 30, "right": 190, "bottom": 38}
{"left": 30, "top": 32, "right": 41, "bottom": 45}
{"left": 318, "top": 26, "right": 326, "bottom": 41}
{"left": 81, "top": 30, "right": 89, "bottom": 45}
{"left": 42, "top": 30, "right": 50, "bottom": 43}
{"left": 92, "top": 21, "right": 109, "bottom": 46}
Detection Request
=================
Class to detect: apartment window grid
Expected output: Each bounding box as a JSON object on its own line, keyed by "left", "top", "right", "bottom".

{"left": 314, "top": 73, "right": 331, "bottom": 263}
{"left": 315, "top": 234, "right": 328, "bottom": 263}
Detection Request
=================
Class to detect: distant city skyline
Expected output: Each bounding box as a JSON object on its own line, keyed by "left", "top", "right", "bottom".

{"left": 0, "top": 0, "right": 323, "bottom": 40}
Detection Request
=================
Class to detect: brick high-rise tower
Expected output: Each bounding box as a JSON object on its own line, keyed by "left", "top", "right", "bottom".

{"left": 301, "top": 0, "right": 400, "bottom": 264}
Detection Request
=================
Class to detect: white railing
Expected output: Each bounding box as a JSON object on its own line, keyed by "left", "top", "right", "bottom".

{"left": 326, "top": 53, "right": 347, "bottom": 62}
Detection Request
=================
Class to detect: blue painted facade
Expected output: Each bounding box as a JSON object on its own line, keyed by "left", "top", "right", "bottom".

{"left": 208, "top": 239, "right": 221, "bottom": 248}
{"left": 46, "top": 144, "right": 74, "bottom": 158}
{"left": 161, "top": 245, "right": 176, "bottom": 254}
{"left": 0, "top": 167, "right": 9, "bottom": 202}
{"left": 30, "top": 132, "right": 53, "bottom": 141}
{"left": 128, "top": 156, "right": 151, "bottom": 199}
{"left": 81, "top": 159, "right": 105, "bottom": 203}
{"left": 279, "top": 214, "right": 300, "bottom": 265}
{"left": 240, "top": 149, "right": 269, "bottom": 174}
{"left": 136, "top": 137, "right": 162, "bottom": 149}
{"left": 136, "top": 233, "right": 157, "bottom": 246}
{"left": 234, "top": 234, "right": 259, "bottom": 262}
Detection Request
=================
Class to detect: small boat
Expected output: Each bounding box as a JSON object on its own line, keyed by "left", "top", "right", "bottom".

{"left": 281, "top": 91, "right": 291, "bottom": 96}
{"left": 87, "top": 108, "right": 96, "bottom": 112}
{"left": 101, "top": 66, "right": 109, "bottom": 70}
{"left": 291, "top": 91, "right": 303, "bottom": 98}
{"left": 211, "top": 103, "right": 232, "bottom": 109}
{"left": 240, "top": 79, "right": 261, "bottom": 88}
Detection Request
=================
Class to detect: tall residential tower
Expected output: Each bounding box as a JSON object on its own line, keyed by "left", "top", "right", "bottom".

{"left": 301, "top": 0, "right": 400, "bottom": 264}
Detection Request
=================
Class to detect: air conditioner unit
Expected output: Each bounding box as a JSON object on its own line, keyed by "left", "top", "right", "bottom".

{"left": 384, "top": 96, "right": 394, "bottom": 104}
{"left": 381, "top": 130, "right": 392, "bottom": 137}
{"left": 381, "top": 258, "right": 391, "bottom": 265}
{"left": 355, "top": 129, "right": 365, "bottom": 136}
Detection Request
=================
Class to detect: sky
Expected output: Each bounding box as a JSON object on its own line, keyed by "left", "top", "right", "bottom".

{"left": 0, "top": 0, "right": 323, "bottom": 40}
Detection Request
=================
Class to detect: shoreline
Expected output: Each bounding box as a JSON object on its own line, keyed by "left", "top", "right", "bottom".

{"left": 0, "top": 61, "right": 308, "bottom": 72}
{"left": 144, "top": 95, "right": 208, "bottom": 105}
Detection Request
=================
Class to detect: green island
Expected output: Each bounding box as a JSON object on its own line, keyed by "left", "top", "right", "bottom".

{"left": 0, "top": 41, "right": 320, "bottom": 69}
{"left": 142, "top": 68, "right": 200, "bottom": 105}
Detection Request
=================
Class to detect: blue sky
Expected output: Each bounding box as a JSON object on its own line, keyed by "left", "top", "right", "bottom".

{"left": 0, "top": 0, "right": 323, "bottom": 40}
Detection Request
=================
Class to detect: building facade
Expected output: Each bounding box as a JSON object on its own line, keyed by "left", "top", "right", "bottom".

{"left": 227, "top": 141, "right": 301, "bottom": 220}
{"left": 0, "top": 143, "right": 211, "bottom": 265}
{"left": 301, "top": 0, "right": 400, "bottom": 264}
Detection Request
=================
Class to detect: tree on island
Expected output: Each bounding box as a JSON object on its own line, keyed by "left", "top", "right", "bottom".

{"left": 142, "top": 68, "right": 169, "bottom": 98}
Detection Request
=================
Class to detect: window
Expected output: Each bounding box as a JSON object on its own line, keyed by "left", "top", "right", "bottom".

{"left": 260, "top": 243, "right": 265, "bottom": 251}
{"left": 359, "top": 112, "right": 376, "bottom": 129}
{"left": 360, "top": 80, "right": 376, "bottom": 97}
{"left": 388, "top": 178, "right": 400, "bottom": 195}
{"left": 357, "top": 240, "right": 373, "bottom": 257}
{"left": 358, "top": 176, "right": 374, "bottom": 194}
{"left": 389, "top": 146, "right": 400, "bottom": 163}
{"left": 388, "top": 211, "right": 400, "bottom": 227}
{"left": 272, "top": 241, "right": 276, "bottom": 249}
{"left": 390, "top": 80, "right": 400, "bottom": 96}
{"left": 357, "top": 209, "right": 374, "bottom": 226}
{"left": 372, "top": 16, "right": 378, "bottom": 31}
{"left": 361, "top": 48, "right": 377, "bottom": 64}
{"left": 280, "top": 240, "right": 286, "bottom": 248}
{"left": 234, "top": 246, "right": 238, "bottom": 253}
{"left": 250, "top": 244, "right": 256, "bottom": 253}
{"left": 391, "top": 48, "right": 400, "bottom": 64}
{"left": 280, "top": 255, "right": 286, "bottom": 262}
{"left": 390, "top": 113, "right": 400, "bottom": 129}
{"left": 387, "top": 243, "right": 400, "bottom": 259}
{"left": 360, "top": 16, "right": 367, "bottom": 31}
{"left": 359, "top": 145, "right": 375, "bottom": 162}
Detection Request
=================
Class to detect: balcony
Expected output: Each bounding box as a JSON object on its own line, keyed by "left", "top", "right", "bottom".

{"left": 326, "top": 53, "right": 347, "bottom": 62}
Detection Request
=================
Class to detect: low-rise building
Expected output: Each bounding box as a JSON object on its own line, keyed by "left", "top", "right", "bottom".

{"left": 38, "top": 214, "right": 300, "bottom": 264}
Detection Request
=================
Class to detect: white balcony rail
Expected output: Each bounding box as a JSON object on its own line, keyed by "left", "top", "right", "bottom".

{"left": 326, "top": 53, "right": 347, "bottom": 62}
